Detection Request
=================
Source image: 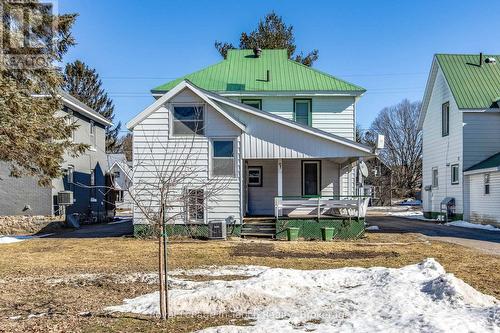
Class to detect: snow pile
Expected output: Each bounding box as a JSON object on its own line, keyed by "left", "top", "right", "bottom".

{"left": 388, "top": 211, "right": 428, "bottom": 220}
{"left": 445, "top": 221, "right": 500, "bottom": 232}
{"left": 0, "top": 236, "right": 24, "bottom": 244}
{"left": 106, "top": 259, "right": 499, "bottom": 332}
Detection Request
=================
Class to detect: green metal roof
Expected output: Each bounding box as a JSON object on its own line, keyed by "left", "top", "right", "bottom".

{"left": 465, "top": 152, "right": 500, "bottom": 172}
{"left": 436, "top": 54, "right": 500, "bottom": 109}
{"left": 152, "top": 49, "right": 365, "bottom": 94}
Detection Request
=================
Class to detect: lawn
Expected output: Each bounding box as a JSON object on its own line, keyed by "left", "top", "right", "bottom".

{"left": 0, "top": 233, "right": 498, "bottom": 332}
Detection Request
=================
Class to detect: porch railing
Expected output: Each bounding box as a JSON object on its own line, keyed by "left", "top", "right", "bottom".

{"left": 274, "top": 195, "right": 370, "bottom": 220}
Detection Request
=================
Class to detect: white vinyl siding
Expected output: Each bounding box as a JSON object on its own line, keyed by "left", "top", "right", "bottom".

{"left": 462, "top": 112, "right": 500, "bottom": 170}
{"left": 465, "top": 172, "right": 500, "bottom": 227}
{"left": 132, "top": 88, "right": 242, "bottom": 225}
{"left": 421, "top": 66, "right": 463, "bottom": 214}
{"left": 229, "top": 95, "right": 356, "bottom": 139}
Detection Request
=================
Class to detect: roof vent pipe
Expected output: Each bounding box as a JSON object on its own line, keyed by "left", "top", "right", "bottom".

{"left": 479, "top": 52, "right": 483, "bottom": 67}
{"left": 266, "top": 70, "right": 271, "bottom": 82}
{"left": 253, "top": 47, "right": 262, "bottom": 57}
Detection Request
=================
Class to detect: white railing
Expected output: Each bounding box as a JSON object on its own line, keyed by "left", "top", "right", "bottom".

{"left": 274, "top": 196, "right": 370, "bottom": 219}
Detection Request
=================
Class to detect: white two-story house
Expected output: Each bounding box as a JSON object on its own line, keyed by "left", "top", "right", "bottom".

{"left": 419, "top": 53, "right": 500, "bottom": 226}
{"left": 127, "top": 49, "right": 374, "bottom": 238}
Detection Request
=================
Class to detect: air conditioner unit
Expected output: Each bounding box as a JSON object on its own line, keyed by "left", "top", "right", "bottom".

{"left": 58, "top": 191, "right": 74, "bottom": 206}
{"left": 208, "top": 220, "right": 226, "bottom": 240}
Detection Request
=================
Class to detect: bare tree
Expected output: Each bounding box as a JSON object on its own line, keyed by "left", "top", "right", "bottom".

{"left": 122, "top": 118, "right": 232, "bottom": 319}
{"left": 368, "top": 99, "right": 422, "bottom": 199}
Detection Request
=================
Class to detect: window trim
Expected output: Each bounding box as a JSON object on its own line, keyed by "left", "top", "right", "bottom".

{"left": 210, "top": 138, "right": 237, "bottom": 178}
{"left": 451, "top": 164, "right": 459, "bottom": 185}
{"left": 484, "top": 173, "right": 490, "bottom": 195}
{"left": 170, "top": 103, "right": 205, "bottom": 137}
{"left": 442, "top": 102, "right": 450, "bottom": 137}
{"left": 247, "top": 166, "right": 263, "bottom": 187}
{"left": 301, "top": 160, "right": 321, "bottom": 197}
{"left": 432, "top": 167, "right": 439, "bottom": 188}
{"left": 293, "top": 98, "right": 312, "bottom": 126}
{"left": 241, "top": 99, "right": 262, "bottom": 110}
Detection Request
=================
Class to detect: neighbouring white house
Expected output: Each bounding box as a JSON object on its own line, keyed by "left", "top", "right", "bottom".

{"left": 127, "top": 49, "right": 376, "bottom": 238}
{"left": 106, "top": 153, "right": 133, "bottom": 212}
{"left": 419, "top": 53, "right": 500, "bottom": 226}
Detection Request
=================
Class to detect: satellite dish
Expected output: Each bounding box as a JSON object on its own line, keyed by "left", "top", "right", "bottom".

{"left": 359, "top": 161, "right": 369, "bottom": 178}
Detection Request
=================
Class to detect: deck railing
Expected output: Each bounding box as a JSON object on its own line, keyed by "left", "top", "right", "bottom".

{"left": 274, "top": 195, "right": 370, "bottom": 220}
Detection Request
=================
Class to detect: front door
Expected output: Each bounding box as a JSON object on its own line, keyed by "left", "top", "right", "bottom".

{"left": 302, "top": 161, "right": 320, "bottom": 196}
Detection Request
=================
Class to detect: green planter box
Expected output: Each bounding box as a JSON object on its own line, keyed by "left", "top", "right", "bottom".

{"left": 321, "top": 227, "right": 335, "bottom": 241}
{"left": 287, "top": 227, "right": 300, "bottom": 241}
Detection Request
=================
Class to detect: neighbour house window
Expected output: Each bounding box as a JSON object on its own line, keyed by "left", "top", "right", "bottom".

{"left": 247, "top": 166, "right": 263, "bottom": 187}
{"left": 211, "top": 139, "right": 235, "bottom": 177}
{"left": 294, "top": 99, "right": 312, "bottom": 126}
{"left": 90, "top": 169, "right": 96, "bottom": 198}
{"left": 186, "top": 189, "right": 204, "bottom": 222}
{"left": 172, "top": 105, "right": 204, "bottom": 136}
{"left": 114, "top": 171, "right": 120, "bottom": 178}
{"left": 67, "top": 109, "right": 76, "bottom": 141}
{"left": 241, "top": 99, "right": 262, "bottom": 110}
{"left": 432, "top": 168, "right": 439, "bottom": 188}
{"left": 484, "top": 174, "right": 490, "bottom": 195}
{"left": 67, "top": 165, "right": 74, "bottom": 184}
{"left": 116, "top": 190, "right": 124, "bottom": 202}
{"left": 442, "top": 102, "right": 449, "bottom": 137}
{"left": 451, "top": 164, "right": 459, "bottom": 185}
{"left": 90, "top": 120, "right": 96, "bottom": 147}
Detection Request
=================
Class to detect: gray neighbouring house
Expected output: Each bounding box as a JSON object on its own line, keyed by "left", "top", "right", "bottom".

{"left": 419, "top": 53, "right": 500, "bottom": 226}
{"left": 127, "top": 49, "right": 377, "bottom": 239}
{"left": 0, "top": 91, "right": 113, "bottom": 223}
{"left": 106, "top": 153, "right": 133, "bottom": 212}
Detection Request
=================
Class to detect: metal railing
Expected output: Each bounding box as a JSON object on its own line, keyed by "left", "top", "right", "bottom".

{"left": 274, "top": 195, "right": 370, "bottom": 220}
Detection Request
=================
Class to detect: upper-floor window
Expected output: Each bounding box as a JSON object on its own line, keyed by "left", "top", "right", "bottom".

{"left": 211, "top": 139, "right": 235, "bottom": 177}
{"left": 442, "top": 102, "right": 449, "bottom": 137}
{"left": 89, "top": 120, "right": 96, "bottom": 147}
{"left": 294, "top": 99, "right": 312, "bottom": 126}
{"left": 484, "top": 174, "right": 490, "bottom": 195}
{"left": 241, "top": 99, "right": 262, "bottom": 110}
{"left": 172, "top": 105, "right": 204, "bottom": 136}
{"left": 451, "top": 164, "right": 459, "bottom": 185}
{"left": 432, "top": 167, "right": 438, "bottom": 188}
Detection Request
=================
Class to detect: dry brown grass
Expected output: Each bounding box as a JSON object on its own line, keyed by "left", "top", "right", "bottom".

{"left": 0, "top": 233, "right": 498, "bottom": 332}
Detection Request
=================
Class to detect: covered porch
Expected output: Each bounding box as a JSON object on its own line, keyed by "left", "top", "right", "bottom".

{"left": 243, "top": 158, "right": 368, "bottom": 218}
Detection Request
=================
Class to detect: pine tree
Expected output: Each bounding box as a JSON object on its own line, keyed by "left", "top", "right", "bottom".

{"left": 215, "top": 11, "right": 319, "bottom": 66}
{"left": 0, "top": 0, "right": 86, "bottom": 186}
{"left": 63, "top": 60, "right": 122, "bottom": 152}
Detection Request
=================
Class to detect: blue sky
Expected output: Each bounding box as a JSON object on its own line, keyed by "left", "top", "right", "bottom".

{"left": 60, "top": 0, "right": 500, "bottom": 133}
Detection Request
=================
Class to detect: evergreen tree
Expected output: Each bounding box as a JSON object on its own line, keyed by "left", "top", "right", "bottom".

{"left": 215, "top": 11, "right": 319, "bottom": 66}
{"left": 0, "top": 1, "right": 86, "bottom": 186}
{"left": 63, "top": 60, "right": 122, "bottom": 152}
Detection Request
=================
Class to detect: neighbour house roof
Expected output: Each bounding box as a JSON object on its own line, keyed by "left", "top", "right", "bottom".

{"left": 151, "top": 49, "right": 366, "bottom": 95}
{"left": 464, "top": 152, "right": 500, "bottom": 174}
{"left": 436, "top": 54, "right": 500, "bottom": 109}
{"left": 127, "top": 80, "right": 373, "bottom": 155}
{"left": 418, "top": 53, "right": 500, "bottom": 129}
{"left": 60, "top": 91, "right": 113, "bottom": 126}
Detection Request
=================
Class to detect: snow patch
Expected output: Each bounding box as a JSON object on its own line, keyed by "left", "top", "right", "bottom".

{"left": 106, "top": 259, "right": 499, "bottom": 332}
{"left": 0, "top": 236, "right": 25, "bottom": 244}
{"left": 445, "top": 221, "right": 500, "bottom": 232}
{"left": 365, "top": 225, "right": 380, "bottom": 231}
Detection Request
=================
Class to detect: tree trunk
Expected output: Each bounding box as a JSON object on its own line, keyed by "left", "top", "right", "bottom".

{"left": 158, "top": 223, "right": 166, "bottom": 320}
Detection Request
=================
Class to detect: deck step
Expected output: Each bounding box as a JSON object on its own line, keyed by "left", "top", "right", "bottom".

{"left": 241, "top": 221, "right": 276, "bottom": 238}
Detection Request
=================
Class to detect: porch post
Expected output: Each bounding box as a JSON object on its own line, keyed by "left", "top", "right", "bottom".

{"left": 277, "top": 159, "right": 283, "bottom": 216}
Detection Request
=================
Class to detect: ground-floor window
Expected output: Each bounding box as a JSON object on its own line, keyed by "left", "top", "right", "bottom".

{"left": 451, "top": 164, "right": 459, "bottom": 185}
{"left": 116, "top": 190, "right": 124, "bottom": 202}
{"left": 186, "top": 189, "right": 204, "bottom": 222}
{"left": 484, "top": 174, "right": 490, "bottom": 195}
{"left": 432, "top": 167, "right": 438, "bottom": 188}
